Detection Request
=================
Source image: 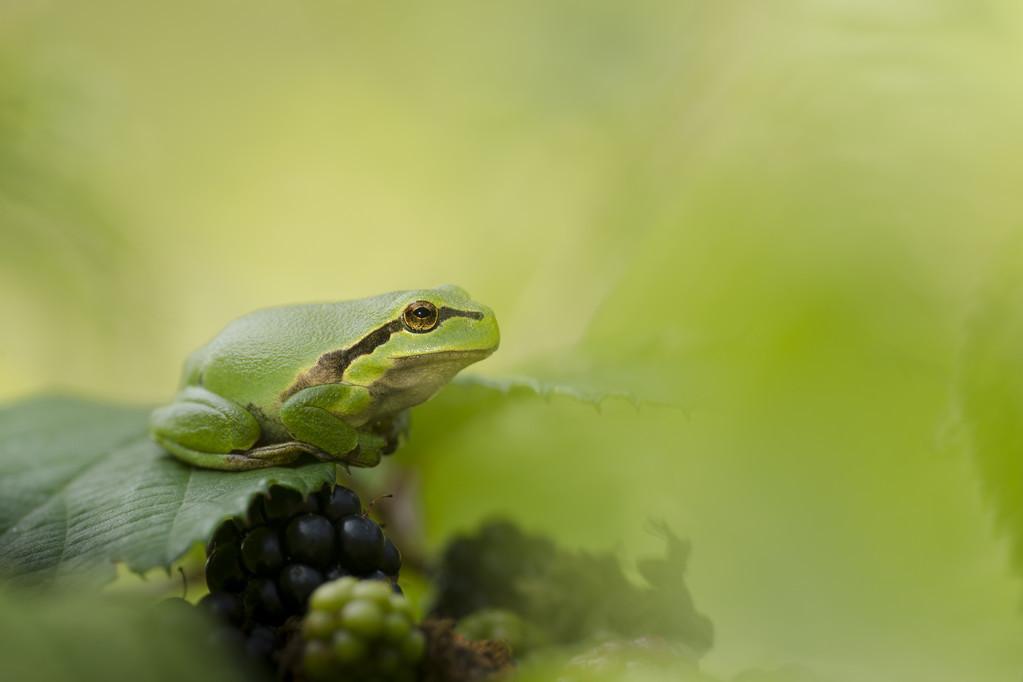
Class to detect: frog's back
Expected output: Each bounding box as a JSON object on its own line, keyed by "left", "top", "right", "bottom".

{"left": 184, "top": 297, "right": 402, "bottom": 415}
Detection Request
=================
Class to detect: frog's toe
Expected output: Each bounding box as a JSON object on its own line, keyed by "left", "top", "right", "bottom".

{"left": 154, "top": 438, "right": 280, "bottom": 471}
{"left": 342, "top": 444, "right": 382, "bottom": 468}
{"left": 243, "top": 441, "right": 318, "bottom": 466}
{"left": 149, "top": 388, "right": 262, "bottom": 466}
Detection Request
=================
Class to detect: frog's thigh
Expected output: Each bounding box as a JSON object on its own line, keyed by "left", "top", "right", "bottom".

{"left": 279, "top": 383, "right": 370, "bottom": 458}
{"left": 149, "top": 386, "right": 262, "bottom": 468}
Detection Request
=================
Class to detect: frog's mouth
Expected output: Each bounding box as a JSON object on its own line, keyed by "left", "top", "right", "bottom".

{"left": 368, "top": 348, "right": 493, "bottom": 413}
{"left": 389, "top": 348, "right": 494, "bottom": 367}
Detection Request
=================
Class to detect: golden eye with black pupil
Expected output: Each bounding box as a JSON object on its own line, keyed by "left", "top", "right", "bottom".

{"left": 402, "top": 300, "right": 439, "bottom": 332}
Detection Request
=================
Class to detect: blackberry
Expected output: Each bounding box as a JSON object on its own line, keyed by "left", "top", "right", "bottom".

{"left": 245, "top": 625, "right": 278, "bottom": 664}
{"left": 430, "top": 519, "right": 714, "bottom": 657}
{"left": 207, "top": 518, "right": 241, "bottom": 552}
{"left": 320, "top": 485, "right": 361, "bottom": 521}
{"left": 200, "top": 483, "right": 405, "bottom": 671}
{"left": 264, "top": 485, "right": 318, "bottom": 521}
{"left": 301, "top": 577, "right": 424, "bottom": 681}
{"left": 279, "top": 563, "right": 324, "bottom": 610}
{"left": 240, "top": 526, "right": 284, "bottom": 576}
{"left": 363, "top": 569, "right": 393, "bottom": 583}
{"left": 244, "top": 577, "right": 286, "bottom": 625}
{"left": 338, "top": 515, "right": 384, "bottom": 572}
{"left": 246, "top": 495, "right": 269, "bottom": 526}
{"left": 285, "top": 514, "right": 336, "bottom": 568}
{"left": 205, "top": 545, "right": 246, "bottom": 593}
{"left": 199, "top": 591, "right": 244, "bottom": 626}
{"left": 431, "top": 519, "right": 556, "bottom": 619}
{"left": 325, "top": 566, "right": 352, "bottom": 581}
{"left": 380, "top": 537, "right": 402, "bottom": 576}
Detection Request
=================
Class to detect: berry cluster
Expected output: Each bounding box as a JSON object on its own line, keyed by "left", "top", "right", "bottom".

{"left": 200, "top": 484, "right": 402, "bottom": 668}
{"left": 302, "top": 577, "right": 425, "bottom": 682}
{"left": 431, "top": 519, "right": 713, "bottom": 656}
{"left": 431, "top": 520, "right": 555, "bottom": 619}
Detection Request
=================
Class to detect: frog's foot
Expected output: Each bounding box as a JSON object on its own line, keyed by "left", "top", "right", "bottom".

{"left": 279, "top": 383, "right": 367, "bottom": 460}
{"left": 368, "top": 411, "right": 409, "bottom": 456}
{"left": 243, "top": 441, "right": 321, "bottom": 466}
{"left": 154, "top": 439, "right": 305, "bottom": 470}
{"left": 340, "top": 433, "right": 385, "bottom": 468}
{"left": 151, "top": 386, "right": 272, "bottom": 471}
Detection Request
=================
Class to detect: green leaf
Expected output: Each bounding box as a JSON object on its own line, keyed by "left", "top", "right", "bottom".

{"left": 959, "top": 259, "right": 1023, "bottom": 577}
{"left": 0, "top": 394, "right": 336, "bottom": 586}
{"left": 0, "top": 585, "right": 245, "bottom": 682}
{"left": 454, "top": 373, "right": 643, "bottom": 409}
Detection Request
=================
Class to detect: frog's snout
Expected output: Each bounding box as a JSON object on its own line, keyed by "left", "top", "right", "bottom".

{"left": 476, "top": 303, "right": 500, "bottom": 353}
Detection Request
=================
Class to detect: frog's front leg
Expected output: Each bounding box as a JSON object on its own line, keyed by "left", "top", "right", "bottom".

{"left": 150, "top": 386, "right": 302, "bottom": 470}
{"left": 279, "top": 383, "right": 383, "bottom": 468}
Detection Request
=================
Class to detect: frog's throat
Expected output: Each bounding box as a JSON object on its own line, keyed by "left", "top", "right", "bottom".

{"left": 279, "top": 307, "right": 483, "bottom": 402}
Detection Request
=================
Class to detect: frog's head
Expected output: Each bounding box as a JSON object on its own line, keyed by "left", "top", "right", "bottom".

{"left": 384, "top": 284, "right": 499, "bottom": 360}
{"left": 346, "top": 284, "right": 499, "bottom": 413}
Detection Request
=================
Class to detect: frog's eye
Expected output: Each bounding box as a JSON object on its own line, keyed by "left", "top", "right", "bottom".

{"left": 402, "top": 300, "right": 439, "bottom": 332}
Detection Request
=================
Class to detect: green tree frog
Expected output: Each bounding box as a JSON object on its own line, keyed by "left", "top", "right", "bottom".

{"left": 150, "top": 285, "right": 499, "bottom": 470}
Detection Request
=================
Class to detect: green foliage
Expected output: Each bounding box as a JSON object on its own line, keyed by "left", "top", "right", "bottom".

{"left": 0, "top": 395, "right": 335, "bottom": 585}
{"left": 454, "top": 374, "right": 641, "bottom": 409}
{"left": 0, "top": 586, "right": 245, "bottom": 682}
{"left": 514, "top": 640, "right": 713, "bottom": 682}
{"left": 3, "top": 1, "right": 1023, "bottom": 680}
{"left": 959, "top": 255, "right": 1023, "bottom": 576}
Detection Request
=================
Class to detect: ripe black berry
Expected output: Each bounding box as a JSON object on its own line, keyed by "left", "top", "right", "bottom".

{"left": 245, "top": 625, "right": 277, "bottom": 662}
{"left": 264, "top": 485, "right": 318, "bottom": 521}
{"left": 244, "top": 577, "right": 286, "bottom": 625}
{"left": 207, "top": 519, "right": 241, "bottom": 553}
{"left": 279, "top": 563, "right": 325, "bottom": 610}
{"left": 241, "top": 526, "right": 284, "bottom": 576}
{"left": 320, "top": 485, "right": 361, "bottom": 521}
{"left": 246, "top": 496, "right": 268, "bottom": 526}
{"left": 199, "top": 591, "right": 244, "bottom": 626}
{"left": 205, "top": 546, "right": 246, "bottom": 592}
{"left": 325, "top": 565, "right": 352, "bottom": 581}
{"left": 285, "top": 514, "right": 337, "bottom": 568}
{"left": 338, "top": 516, "right": 384, "bottom": 572}
{"left": 380, "top": 537, "right": 402, "bottom": 576}
{"left": 362, "top": 569, "right": 391, "bottom": 582}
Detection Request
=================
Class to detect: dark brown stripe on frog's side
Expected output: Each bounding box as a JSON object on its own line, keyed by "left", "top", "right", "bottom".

{"left": 279, "top": 318, "right": 402, "bottom": 401}
{"left": 279, "top": 307, "right": 482, "bottom": 401}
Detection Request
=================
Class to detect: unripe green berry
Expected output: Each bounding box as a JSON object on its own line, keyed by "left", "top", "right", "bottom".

{"left": 302, "top": 610, "right": 335, "bottom": 641}
{"left": 301, "top": 576, "right": 423, "bottom": 681}
{"left": 383, "top": 612, "right": 411, "bottom": 641}
{"left": 377, "top": 646, "right": 402, "bottom": 673}
{"left": 340, "top": 599, "right": 384, "bottom": 637}
{"left": 388, "top": 592, "right": 414, "bottom": 617}
{"left": 303, "top": 640, "right": 334, "bottom": 680}
{"left": 331, "top": 630, "right": 366, "bottom": 663}
{"left": 310, "top": 576, "right": 356, "bottom": 611}
{"left": 352, "top": 578, "right": 393, "bottom": 605}
{"left": 402, "top": 628, "right": 426, "bottom": 661}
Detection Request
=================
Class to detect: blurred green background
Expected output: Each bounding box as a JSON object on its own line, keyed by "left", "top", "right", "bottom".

{"left": 3, "top": 1, "right": 1023, "bottom": 680}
